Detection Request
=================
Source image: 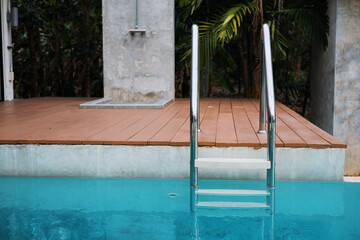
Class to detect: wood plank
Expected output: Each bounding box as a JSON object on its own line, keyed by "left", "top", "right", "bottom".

{"left": 170, "top": 117, "right": 190, "bottom": 146}
{"left": 231, "top": 99, "right": 260, "bottom": 147}
{"left": 148, "top": 104, "right": 189, "bottom": 145}
{"left": 248, "top": 98, "right": 285, "bottom": 147}
{"left": 84, "top": 101, "right": 177, "bottom": 145}
{"left": 198, "top": 99, "right": 220, "bottom": 146}
{"left": 275, "top": 117, "right": 307, "bottom": 148}
{"left": 240, "top": 99, "right": 265, "bottom": 146}
{"left": 216, "top": 99, "right": 238, "bottom": 146}
{"left": 127, "top": 101, "right": 185, "bottom": 144}
{"left": 0, "top": 98, "right": 89, "bottom": 128}
{"left": 85, "top": 110, "right": 164, "bottom": 144}
{"left": 251, "top": 98, "right": 332, "bottom": 148}
{"left": 170, "top": 99, "right": 209, "bottom": 146}
{"left": 0, "top": 97, "right": 347, "bottom": 148}
{"left": 244, "top": 101, "right": 283, "bottom": 147}
{"left": 219, "top": 98, "right": 232, "bottom": 113}
{"left": 0, "top": 103, "right": 90, "bottom": 144}
{"left": 216, "top": 113, "right": 237, "bottom": 146}
{"left": 276, "top": 102, "right": 347, "bottom": 148}
{"left": 62, "top": 111, "right": 138, "bottom": 144}
{"left": 240, "top": 98, "right": 258, "bottom": 113}
{"left": 276, "top": 107, "right": 331, "bottom": 148}
{"left": 55, "top": 109, "right": 147, "bottom": 145}
{"left": 246, "top": 112, "right": 267, "bottom": 147}
{"left": 34, "top": 108, "right": 129, "bottom": 143}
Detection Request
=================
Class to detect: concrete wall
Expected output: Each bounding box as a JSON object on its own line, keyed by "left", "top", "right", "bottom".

{"left": 312, "top": 0, "right": 360, "bottom": 174}
{"left": 1, "top": 0, "right": 13, "bottom": 101}
{"left": 102, "top": 0, "right": 174, "bottom": 103}
{"left": 334, "top": 0, "right": 360, "bottom": 174}
{"left": 0, "top": 145, "right": 345, "bottom": 181}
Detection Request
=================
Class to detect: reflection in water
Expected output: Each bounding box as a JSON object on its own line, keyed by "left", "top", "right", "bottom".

{"left": 0, "top": 209, "right": 348, "bottom": 239}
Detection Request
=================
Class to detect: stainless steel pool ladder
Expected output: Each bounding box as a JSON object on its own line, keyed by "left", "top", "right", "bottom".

{"left": 190, "top": 24, "right": 276, "bottom": 213}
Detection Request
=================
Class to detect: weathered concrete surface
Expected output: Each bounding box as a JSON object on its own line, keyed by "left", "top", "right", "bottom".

{"left": 334, "top": 0, "right": 360, "bottom": 174}
{"left": 79, "top": 97, "right": 172, "bottom": 109}
{"left": 102, "top": 0, "right": 175, "bottom": 103}
{"left": 312, "top": 0, "right": 360, "bottom": 174}
{"left": 0, "top": 145, "right": 345, "bottom": 181}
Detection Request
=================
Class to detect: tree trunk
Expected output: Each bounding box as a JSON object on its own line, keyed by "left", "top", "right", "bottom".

{"left": 200, "top": 0, "right": 210, "bottom": 98}
{"left": 251, "top": 30, "right": 260, "bottom": 98}
{"left": 27, "top": 25, "right": 40, "bottom": 97}
{"left": 251, "top": 1, "right": 263, "bottom": 98}
{"left": 35, "top": 24, "right": 44, "bottom": 96}
{"left": 274, "top": 0, "right": 284, "bottom": 90}
{"left": 239, "top": 38, "right": 249, "bottom": 97}
{"left": 302, "top": 45, "right": 311, "bottom": 117}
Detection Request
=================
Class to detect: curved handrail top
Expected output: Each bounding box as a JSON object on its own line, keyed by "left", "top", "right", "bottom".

{"left": 262, "top": 24, "right": 276, "bottom": 121}
{"left": 191, "top": 24, "right": 199, "bottom": 121}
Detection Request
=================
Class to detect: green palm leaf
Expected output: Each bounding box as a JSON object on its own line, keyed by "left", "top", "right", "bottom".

{"left": 176, "top": 0, "right": 203, "bottom": 19}
{"left": 280, "top": 3, "right": 329, "bottom": 47}
{"left": 212, "top": 2, "right": 258, "bottom": 43}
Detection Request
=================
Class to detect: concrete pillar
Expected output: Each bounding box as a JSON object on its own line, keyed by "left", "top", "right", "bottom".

{"left": 101, "top": 0, "right": 174, "bottom": 107}
{"left": 312, "top": 0, "right": 360, "bottom": 175}
{"left": 1, "top": 0, "right": 13, "bottom": 101}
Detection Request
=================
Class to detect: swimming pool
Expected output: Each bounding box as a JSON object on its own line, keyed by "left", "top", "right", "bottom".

{"left": 0, "top": 177, "right": 359, "bottom": 239}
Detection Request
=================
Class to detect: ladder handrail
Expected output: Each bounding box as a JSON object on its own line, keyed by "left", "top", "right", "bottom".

{"left": 258, "top": 23, "right": 276, "bottom": 212}
{"left": 190, "top": 23, "right": 275, "bottom": 214}
{"left": 190, "top": 24, "right": 199, "bottom": 213}
{"left": 259, "top": 24, "right": 276, "bottom": 130}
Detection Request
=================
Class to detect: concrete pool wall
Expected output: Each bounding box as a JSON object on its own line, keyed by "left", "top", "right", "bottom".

{"left": 0, "top": 145, "right": 345, "bottom": 181}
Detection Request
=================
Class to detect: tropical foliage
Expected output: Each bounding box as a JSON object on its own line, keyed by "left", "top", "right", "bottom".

{"left": 11, "top": 0, "right": 329, "bottom": 116}
{"left": 175, "top": 0, "right": 329, "bottom": 115}
{"left": 12, "top": 0, "right": 102, "bottom": 98}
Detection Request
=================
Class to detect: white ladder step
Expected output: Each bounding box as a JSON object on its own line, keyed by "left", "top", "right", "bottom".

{"left": 196, "top": 201, "right": 269, "bottom": 208}
{"left": 195, "top": 158, "right": 270, "bottom": 169}
{"left": 196, "top": 189, "right": 269, "bottom": 196}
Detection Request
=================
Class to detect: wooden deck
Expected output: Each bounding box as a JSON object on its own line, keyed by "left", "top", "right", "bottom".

{"left": 0, "top": 98, "right": 346, "bottom": 148}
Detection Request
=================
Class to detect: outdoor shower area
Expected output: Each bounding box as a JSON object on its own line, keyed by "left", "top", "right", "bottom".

{"left": 81, "top": 0, "right": 175, "bottom": 109}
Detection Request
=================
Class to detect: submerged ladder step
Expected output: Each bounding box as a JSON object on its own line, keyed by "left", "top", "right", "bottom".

{"left": 195, "top": 158, "right": 270, "bottom": 169}
{"left": 196, "top": 189, "right": 269, "bottom": 196}
{"left": 196, "top": 201, "right": 269, "bottom": 208}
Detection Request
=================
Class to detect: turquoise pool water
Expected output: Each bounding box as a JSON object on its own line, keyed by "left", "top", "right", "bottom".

{"left": 0, "top": 177, "right": 359, "bottom": 239}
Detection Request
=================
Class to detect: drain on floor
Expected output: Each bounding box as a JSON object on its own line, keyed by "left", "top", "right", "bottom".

{"left": 168, "top": 193, "right": 179, "bottom": 198}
